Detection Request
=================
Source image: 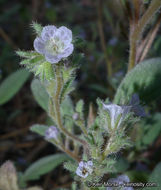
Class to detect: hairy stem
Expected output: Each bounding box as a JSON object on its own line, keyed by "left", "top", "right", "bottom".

{"left": 54, "top": 66, "right": 88, "bottom": 153}
{"left": 128, "top": 0, "right": 161, "bottom": 71}
{"left": 133, "top": 0, "right": 141, "bottom": 24}
{"left": 61, "top": 143, "right": 80, "bottom": 162}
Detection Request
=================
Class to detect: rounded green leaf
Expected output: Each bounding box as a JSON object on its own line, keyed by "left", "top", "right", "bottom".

{"left": 22, "top": 154, "right": 71, "bottom": 181}
{"left": 30, "top": 124, "right": 49, "bottom": 136}
{"left": 114, "top": 58, "right": 161, "bottom": 104}
{"left": 0, "top": 69, "right": 30, "bottom": 105}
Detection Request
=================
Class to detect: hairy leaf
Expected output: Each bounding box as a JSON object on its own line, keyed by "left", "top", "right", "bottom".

{"left": 21, "top": 154, "right": 71, "bottom": 181}
{"left": 114, "top": 58, "right": 161, "bottom": 104}
{"left": 144, "top": 162, "right": 161, "bottom": 190}
{"left": 30, "top": 124, "right": 49, "bottom": 136}
{"left": 31, "top": 79, "right": 49, "bottom": 111}
{"left": 31, "top": 22, "right": 43, "bottom": 36}
{"left": 16, "top": 51, "right": 39, "bottom": 58}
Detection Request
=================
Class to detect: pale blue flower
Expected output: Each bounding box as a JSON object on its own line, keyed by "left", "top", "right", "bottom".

{"left": 103, "top": 104, "right": 130, "bottom": 129}
{"left": 76, "top": 161, "right": 93, "bottom": 178}
{"left": 34, "top": 25, "right": 74, "bottom": 64}
{"left": 107, "top": 174, "right": 133, "bottom": 190}
{"left": 45, "top": 126, "right": 59, "bottom": 140}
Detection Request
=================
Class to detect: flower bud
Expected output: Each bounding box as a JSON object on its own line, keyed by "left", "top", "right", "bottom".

{"left": 45, "top": 126, "right": 59, "bottom": 140}
{"left": 103, "top": 103, "right": 131, "bottom": 130}
{"left": 73, "top": 113, "right": 79, "bottom": 120}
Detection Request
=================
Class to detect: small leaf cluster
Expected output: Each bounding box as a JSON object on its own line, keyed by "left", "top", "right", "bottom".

{"left": 16, "top": 50, "right": 54, "bottom": 81}
{"left": 16, "top": 23, "right": 55, "bottom": 81}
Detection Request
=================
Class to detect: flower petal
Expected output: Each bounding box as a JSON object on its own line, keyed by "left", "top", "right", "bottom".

{"left": 57, "top": 26, "right": 72, "bottom": 45}
{"left": 76, "top": 167, "right": 88, "bottom": 178}
{"left": 45, "top": 53, "right": 61, "bottom": 64}
{"left": 103, "top": 104, "right": 123, "bottom": 129}
{"left": 117, "top": 174, "right": 130, "bottom": 183}
{"left": 79, "top": 161, "right": 85, "bottom": 168}
{"left": 41, "top": 25, "right": 57, "bottom": 41}
{"left": 107, "top": 175, "right": 134, "bottom": 190}
{"left": 87, "top": 161, "right": 93, "bottom": 166}
{"left": 34, "top": 37, "right": 45, "bottom": 54}
{"left": 84, "top": 161, "right": 93, "bottom": 174}
{"left": 59, "top": 44, "right": 74, "bottom": 58}
{"left": 106, "top": 188, "right": 113, "bottom": 190}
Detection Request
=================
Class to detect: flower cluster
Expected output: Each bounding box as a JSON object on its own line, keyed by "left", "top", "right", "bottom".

{"left": 34, "top": 25, "right": 74, "bottom": 64}
{"left": 76, "top": 161, "right": 93, "bottom": 178}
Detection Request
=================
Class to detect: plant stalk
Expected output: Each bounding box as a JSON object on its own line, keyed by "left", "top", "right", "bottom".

{"left": 128, "top": 0, "right": 161, "bottom": 71}
{"left": 53, "top": 66, "right": 88, "bottom": 153}
{"left": 97, "top": 0, "right": 112, "bottom": 78}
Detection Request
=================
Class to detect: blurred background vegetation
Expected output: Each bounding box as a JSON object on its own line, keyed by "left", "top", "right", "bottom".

{"left": 1, "top": 0, "right": 161, "bottom": 189}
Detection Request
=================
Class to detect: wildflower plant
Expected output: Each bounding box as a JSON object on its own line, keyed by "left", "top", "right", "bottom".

{"left": 15, "top": 0, "right": 161, "bottom": 184}
{"left": 16, "top": 22, "right": 142, "bottom": 190}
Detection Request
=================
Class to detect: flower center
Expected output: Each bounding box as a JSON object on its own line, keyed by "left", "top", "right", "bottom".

{"left": 45, "top": 36, "right": 64, "bottom": 55}
{"left": 82, "top": 168, "right": 88, "bottom": 175}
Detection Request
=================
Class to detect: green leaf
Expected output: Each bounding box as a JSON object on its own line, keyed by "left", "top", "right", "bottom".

{"left": 114, "top": 58, "right": 161, "bottom": 104}
{"left": 31, "top": 22, "right": 43, "bottom": 36}
{"left": 21, "top": 154, "right": 71, "bottom": 182}
{"left": 144, "top": 162, "right": 161, "bottom": 190}
{"left": 43, "top": 62, "right": 54, "bottom": 81}
{"left": 60, "top": 76, "right": 75, "bottom": 102}
{"left": 31, "top": 79, "right": 49, "bottom": 111}
{"left": 113, "top": 157, "right": 129, "bottom": 173}
{"left": 142, "top": 113, "right": 161, "bottom": 145}
{"left": 20, "top": 55, "right": 43, "bottom": 67}
{"left": 16, "top": 51, "right": 39, "bottom": 58}
{"left": 125, "top": 170, "right": 149, "bottom": 183}
{"left": 60, "top": 97, "right": 74, "bottom": 132}
{"left": 61, "top": 96, "right": 74, "bottom": 117}
{"left": 71, "top": 182, "right": 77, "bottom": 190}
{"left": 30, "top": 124, "right": 49, "bottom": 136}
{"left": 0, "top": 69, "right": 30, "bottom": 105}
{"left": 64, "top": 161, "right": 77, "bottom": 173}
{"left": 76, "top": 99, "right": 84, "bottom": 113}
